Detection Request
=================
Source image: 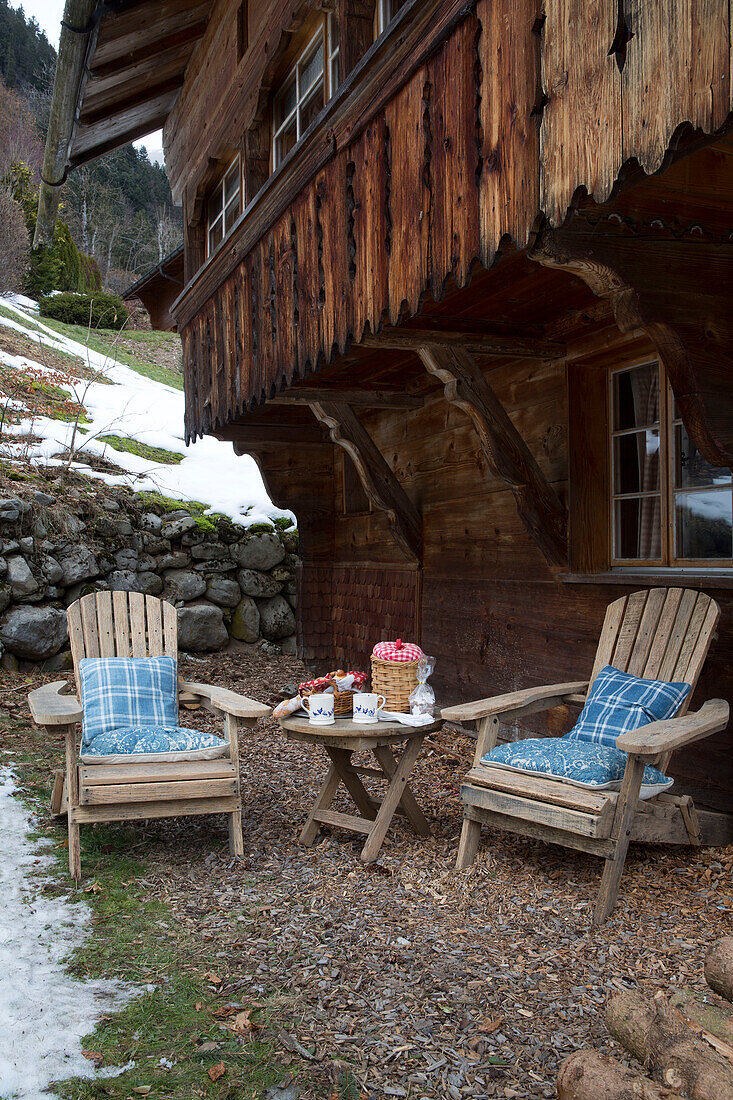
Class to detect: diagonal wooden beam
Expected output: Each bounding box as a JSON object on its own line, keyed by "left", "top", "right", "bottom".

{"left": 271, "top": 388, "right": 424, "bottom": 409}
{"left": 310, "top": 402, "right": 422, "bottom": 561}
{"left": 418, "top": 345, "right": 567, "bottom": 566}
{"left": 360, "top": 328, "right": 566, "bottom": 359}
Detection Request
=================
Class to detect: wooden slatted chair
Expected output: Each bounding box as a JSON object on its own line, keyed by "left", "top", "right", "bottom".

{"left": 28, "top": 590, "right": 271, "bottom": 879}
{"left": 441, "top": 588, "right": 729, "bottom": 925}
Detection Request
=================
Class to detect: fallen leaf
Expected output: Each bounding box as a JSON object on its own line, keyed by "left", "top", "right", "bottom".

{"left": 203, "top": 971, "right": 222, "bottom": 985}
{"left": 195, "top": 1002, "right": 203, "bottom": 1011}
{"left": 132, "top": 1088, "right": 152, "bottom": 1095}
{"left": 208, "top": 1062, "right": 226, "bottom": 1081}
{"left": 478, "top": 1016, "right": 504, "bottom": 1034}
{"left": 197, "top": 1041, "right": 220, "bottom": 1053}
{"left": 82, "top": 1050, "right": 103, "bottom": 1065}
{"left": 211, "top": 1004, "right": 242, "bottom": 1018}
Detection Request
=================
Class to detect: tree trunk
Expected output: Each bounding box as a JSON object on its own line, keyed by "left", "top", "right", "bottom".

{"left": 557, "top": 1050, "right": 683, "bottom": 1100}
{"left": 607, "top": 990, "right": 733, "bottom": 1100}
{"left": 705, "top": 938, "right": 733, "bottom": 1002}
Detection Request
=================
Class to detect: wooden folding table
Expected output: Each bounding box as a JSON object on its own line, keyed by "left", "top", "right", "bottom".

{"left": 279, "top": 714, "right": 442, "bottom": 862}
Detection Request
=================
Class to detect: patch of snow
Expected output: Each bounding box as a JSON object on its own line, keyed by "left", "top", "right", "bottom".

{"left": 0, "top": 297, "right": 296, "bottom": 529}
{"left": 2, "top": 294, "right": 39, "bottom": 313}
{"left": 0, "top": 769, "right": 134, "bottom": 1099}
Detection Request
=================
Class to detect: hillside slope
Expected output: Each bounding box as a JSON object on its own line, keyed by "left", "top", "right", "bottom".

{"left": 0, "top": 295, "right": 291, "bottom": 529}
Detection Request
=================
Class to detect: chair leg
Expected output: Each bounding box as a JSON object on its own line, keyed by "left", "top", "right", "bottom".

{"left": 68, "top": 817, "right": 81, "bottom": 881}
{"left": 228, "top": 808, "right": 244, "bottom": 857}
{"left": 594, "top": 845, "right": 630, "bottom": 926}
{"left": 456, "top": 813, "right": 482, "bottom": 870}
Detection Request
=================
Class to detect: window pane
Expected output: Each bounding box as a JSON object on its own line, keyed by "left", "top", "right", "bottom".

{"left": 208, "top": 218, "right": 223, "bottom": 254}
{"left": 275, "top": 75, "right": 297, "bottom": 128}
{"left": 224, "top": 194, "right": 241, "bottom": 234}
{"left": 330, "top": 14, "right": 339, "bottom": 50}
{"left": 613, "top": 429, "right": 660, "bottom": 495}
{"left": 207, "top": 188, "right": 222, "bottom": 224}
{"left": 300, "top": 81, "right": 324, "bottom": 133}
{"left": 613, "top": 363, "right": 660, "bottom": 431}
{"left": 674, "top": 423, "right": 732, "bottom": 490}
{"left": 300, "top": 39, "right": 323, "bottom": 96}
{"left": 614, "top": 496, "right": 662, "bottom": 560}
{"left": 274, "top": 117, "right": 297, "bottom": 166}
{"left": 675, "top": 489, "right": 733, "bottom": 560}
{"left": 224, "top": 163, "right": 239, "bottom": 205}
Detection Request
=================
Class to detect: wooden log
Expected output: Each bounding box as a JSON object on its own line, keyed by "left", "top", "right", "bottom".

{"left": 705, "top": 939, "right": 733, "bottom": 1003}
{"left": 669, "top": 990, "right": 733, "bottom": 1047}
{"left": 606, "top": 990, "right": 733, "bottom": 1099}
{"left": 557, "top": 1050, "right": 684, "bottom": 1100}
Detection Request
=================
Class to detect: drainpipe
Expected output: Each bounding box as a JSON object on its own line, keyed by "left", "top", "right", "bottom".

{"left": 33, "top": 0, "right": 100, "bottom": 249}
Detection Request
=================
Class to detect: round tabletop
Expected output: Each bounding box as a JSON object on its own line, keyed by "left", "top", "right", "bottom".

{"left": 280, "top": 714, "right": 443, "bottom": 741}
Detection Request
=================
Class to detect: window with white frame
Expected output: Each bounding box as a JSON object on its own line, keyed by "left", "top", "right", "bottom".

{"left": 375, "top": 0, "right": 407, "bottom": 36}
{"left": 272, "top": 15, "right": 339, "bottom": 170}
{"left": 610, "top": 360, "right": 733, "bottom": 565}
{"left": 206, "top": 157, "right": 242, "bottom": 257}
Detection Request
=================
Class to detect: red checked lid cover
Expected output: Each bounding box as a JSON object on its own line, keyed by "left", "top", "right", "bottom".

{"left": 372, "top": 638, "right": 424, "bottom": 663}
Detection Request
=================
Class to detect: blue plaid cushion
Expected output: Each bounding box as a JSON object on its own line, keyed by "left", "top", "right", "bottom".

{"left": 566, "top": 665, "right": 690, "bottom": 748}
{"left": 81, "top": 726, "right": 225, "bottom": 758}
{"left": 79, "top": 656, "right": 178, "bottom": 746}
{"left": 481, "top": 738, "right": 673, "bottom": 798}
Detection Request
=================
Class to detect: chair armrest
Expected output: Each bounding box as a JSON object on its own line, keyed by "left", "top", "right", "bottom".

{"left": 440, "top": 681, "right": 590, "bottom": 723}
{"left": 616, "top": 699, "right": 730, "bottom": 756}
{"left": 178, "top": 679, "right": 271, "bottom": 720}
{"left": 28, "top": 681, "right": 83, "bottom": 727}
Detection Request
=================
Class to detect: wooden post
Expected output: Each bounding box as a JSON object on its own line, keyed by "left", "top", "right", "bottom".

{"left": 225, "top": 713, "right": 244, "bottom": 857}
{"left": 64, "top": 723, "right": 82, "bottom": 881}
{"left": 594, "top": 753, "right": 645, "bottom": 925}
{"left": 337, "top": 1, "right": 376, "bottom": 81}
{"left": 418, "top": 344, "right": 568, "bottom": 566}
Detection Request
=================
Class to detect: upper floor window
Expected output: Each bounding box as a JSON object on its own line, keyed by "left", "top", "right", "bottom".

{"left": 375, "top": 0, "right": 407, "bottom": 36}
{"left": 272, "top": 15, "right": 339, "bottom": 170}
{"left": 610, "top": 361, "right": 732, "bottom": 565}
{"left": 206, "top": 156, "right": 242, "bottom": 256}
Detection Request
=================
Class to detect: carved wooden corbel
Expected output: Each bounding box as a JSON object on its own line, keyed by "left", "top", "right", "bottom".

{"left": 309, "top": 400, "right": 422, "bottom": 561}
{"left": 529, "top": 220, "right": 733, "bottom": 468}
{"left": 418, "top": 345, "right": 568, "bottom": 566}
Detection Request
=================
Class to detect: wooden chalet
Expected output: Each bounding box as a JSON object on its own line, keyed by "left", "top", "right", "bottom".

{"left": 40, "top": 0, "right": 733, "bottom": 833}
{"left": 123, "top": 246, "right": 184, "bottom": 331}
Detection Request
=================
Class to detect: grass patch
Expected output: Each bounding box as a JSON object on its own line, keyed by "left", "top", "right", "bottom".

{"left": 0, "top": 302, "right": 47, "bottom": 335}
{"left": 40, "top": 319, "right": 184, "bottom": 390}
{"left": 98, "top": 434, "right": 184, "bottom": 465}
{"left": 135, "top": 490, "right": 210, "bottom": 516}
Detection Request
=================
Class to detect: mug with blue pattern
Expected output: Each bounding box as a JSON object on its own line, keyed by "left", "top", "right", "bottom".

{"left": 352, "top": 692, "right": 387, "bottom": 724}
{"left": 303, "top": 693, "right": 335, "bottom": 724}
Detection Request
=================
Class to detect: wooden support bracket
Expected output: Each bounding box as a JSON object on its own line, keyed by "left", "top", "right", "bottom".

{"left": 309, "top": 400, "right": 422, "bottom": 561}
{"left": 361, "top": 328, "right": 565, "bottom": 360}
{"left": 418, "top": 344, "right": 568, "bottom": 566}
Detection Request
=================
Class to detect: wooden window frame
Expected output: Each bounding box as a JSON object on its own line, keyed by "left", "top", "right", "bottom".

{"left": 374, "top": 0, "right": 406, "bottom": 37}
{"left": 271, "top": 15, "right": 339, "bottom": 172}
{"left": 608, "top": 359, "right": 732, "bottom": 569}
{"left": 206, "top": 155, "right": 243, "bottom": 259}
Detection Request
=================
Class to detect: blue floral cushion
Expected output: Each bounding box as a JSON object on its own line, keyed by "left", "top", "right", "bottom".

{"left": 79, "top": 656, "right": 179, "bottom": 746}
{"left": 80, "top": 725, "right": 227, "bottom": 763}
{"left": 481, "top": 738, "right": 673, "bottom": 799}
{"left": 566, "top": 665, "right": 690, "bottom": 748}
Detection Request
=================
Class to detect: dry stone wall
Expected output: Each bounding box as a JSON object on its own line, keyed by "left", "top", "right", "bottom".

{"left": 0, "top": 488, "right": 298, "bottom": 670}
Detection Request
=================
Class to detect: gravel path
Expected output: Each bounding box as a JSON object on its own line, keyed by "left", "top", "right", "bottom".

{"left": 4, "top": 650, "right": 732, "bottom": 1098}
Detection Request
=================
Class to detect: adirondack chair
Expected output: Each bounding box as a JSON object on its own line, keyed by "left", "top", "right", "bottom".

{"left": 27, "top": 590, "right": 271, "bottom": 879}
{"left": 441, "top": 588, "right": 729, "bottom": 925}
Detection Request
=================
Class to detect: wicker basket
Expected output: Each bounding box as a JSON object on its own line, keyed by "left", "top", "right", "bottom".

{"left": 371, "top": 655, "right": 419, "bottom": 712}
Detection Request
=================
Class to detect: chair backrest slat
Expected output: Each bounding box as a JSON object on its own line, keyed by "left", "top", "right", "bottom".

{"left": 145, "top": 594, "right": 164, "bottom": 655}
{"left": 590, "top": 588, "right": 720, "bottom": 721}
{"left": 68, "top": 591, "right": 178, "bottom": 680}
{"left": 608, "top": 590, "right": 647, "bottom": 671}
{"left": 128, "top": 592, "right": 148, "bottom": 657}
{"left": 625, "top": 587, "right": 668, "bottom": 677}
{"left": 96, "top": 590, "right": 116, "bottom": 657}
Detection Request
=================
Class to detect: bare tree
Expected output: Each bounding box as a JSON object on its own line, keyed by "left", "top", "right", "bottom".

{"left": 0, "top": 187, "right": 30, "bottom": 293}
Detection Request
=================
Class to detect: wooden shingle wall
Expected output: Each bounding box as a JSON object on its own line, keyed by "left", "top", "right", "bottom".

{"left": 179, "top": 0, "right": 732, "bottom": 440}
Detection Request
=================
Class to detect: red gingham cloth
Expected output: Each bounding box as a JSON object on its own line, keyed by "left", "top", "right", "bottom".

{"left": 372, "top": 638, "right": 424, "bottom": 663}
{"left": 299, "top": 671, "right": 367, "bottom": 694}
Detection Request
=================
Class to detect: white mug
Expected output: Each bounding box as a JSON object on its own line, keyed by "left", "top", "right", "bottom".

{"left": 352, "top": 692, "right": 387, "bottom": 725}
{"left": 302, "top": 693, "right": 335, "bottom": 725}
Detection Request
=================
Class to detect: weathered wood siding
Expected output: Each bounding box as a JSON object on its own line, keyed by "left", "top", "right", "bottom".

{"left": 178, "top": 0, "right": 732, "bottom": 440}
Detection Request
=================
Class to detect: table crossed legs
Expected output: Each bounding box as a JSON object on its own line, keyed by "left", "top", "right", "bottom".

{"left": 300, "top": 736, "right": 431, "bottom": 862}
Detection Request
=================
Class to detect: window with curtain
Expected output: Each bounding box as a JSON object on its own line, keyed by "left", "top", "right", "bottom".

{"left": 272, "top": 15, "right": 339, "bottom": 171}
{"left": 206, "top": 157, "right": 242, "bottom": 257}
{"left": 610, "top": 361, "right": 733, "bottom": 565}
